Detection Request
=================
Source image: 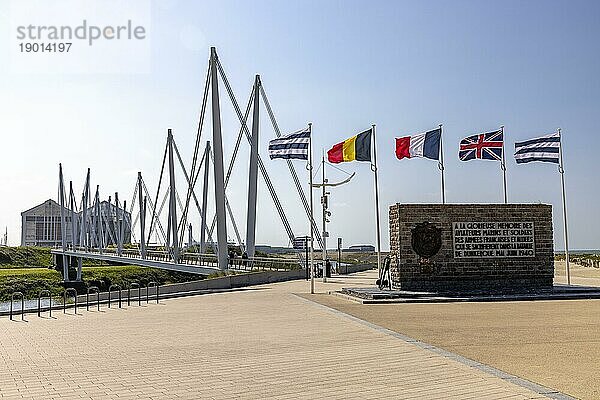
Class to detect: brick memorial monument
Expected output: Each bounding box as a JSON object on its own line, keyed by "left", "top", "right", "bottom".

{"left": 388, "top": 204, "right": 554, "bottom": 292}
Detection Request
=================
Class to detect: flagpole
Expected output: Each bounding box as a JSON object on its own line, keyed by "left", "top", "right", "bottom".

{"left": 558, "top": 127, "right": 570, "bottom": 285}
{"left": 321, "top": 150, "right": 327, "bottom": 283}
{"left": 371, "top": 124, "right": 382, "bottom": 278}
{"left": 501, "top": 125, "right": 507, "bottom": 204}
{"left": 308, "top": 123, "right": 315, "bottom": 294}
{"left": 438, "top": 124, "right": 446, "bottom": 204}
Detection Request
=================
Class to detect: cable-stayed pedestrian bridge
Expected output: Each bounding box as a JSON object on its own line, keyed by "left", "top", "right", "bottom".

{"left": 52, "top": 46, "right": 321, "bottom": 282}
{"left": 50, "top": 247, "right": 301, "bottom": 276}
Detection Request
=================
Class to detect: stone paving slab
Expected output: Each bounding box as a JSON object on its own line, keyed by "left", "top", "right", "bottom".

{"left": 0, "top": 272, "right": 562, "bottom": 399}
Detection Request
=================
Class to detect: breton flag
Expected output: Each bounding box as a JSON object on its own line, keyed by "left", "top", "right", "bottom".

{"left": 268, "top": 129, "right": 310, "bottom": 160}
{"left": 395, "top": 128, "right": 441, "bottom": 160}
{"left": 327, "top": 128, "right": 372, "bottom": 163}
{"left": 514, "top": 132, "right": 560, "bottom": 164}
{"left": 459, "top": 130, "right": 504, "bottom": 161}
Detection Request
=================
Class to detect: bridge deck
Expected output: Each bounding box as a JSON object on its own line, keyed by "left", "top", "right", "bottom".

{"left": 50, "top": 248, "right": 298, "bottom": 275}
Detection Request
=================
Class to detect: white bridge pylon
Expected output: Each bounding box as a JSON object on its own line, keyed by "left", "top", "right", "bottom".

{"left": 52, "top": 47, "right": 321, "bottom": 277}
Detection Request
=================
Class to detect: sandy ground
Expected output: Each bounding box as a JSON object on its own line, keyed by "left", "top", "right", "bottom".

{"left": 554, "top": 260, "right": 600, "bottom": 286}
{"left": 306, "top": 262, "right": 600, "bottom": 400}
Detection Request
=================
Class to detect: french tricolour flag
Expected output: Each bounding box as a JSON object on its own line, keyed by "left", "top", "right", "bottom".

{"left": 395, "top": 128, "right": 441, "bottom": 161}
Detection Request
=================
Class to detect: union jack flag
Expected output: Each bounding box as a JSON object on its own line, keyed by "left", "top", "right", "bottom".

{"left": 459, "top": 130, "right": 504, "bottom": 161}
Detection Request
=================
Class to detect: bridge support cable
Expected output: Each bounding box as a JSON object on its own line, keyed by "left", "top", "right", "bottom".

{"left": 89, "top": 190, "right": 97, "bottom": 248}
{"left": 200, "top": 143, "right": 210, "bottom": 253}
{"left": 122, "top": 199, "right": 128, "bottom": 251}
{"left": 67, "top": 181, "right": 83, "bottom": 280}
{"left": 100, "top": 196, "right": 118, "bottom": 247}
{"left": 246, "top": 75, "right": 261, "bottom": 258}
{"left": 210, "top": 47, "right": 228, "bottom": 270}
{"left": 137, "top": 172, "right": 147, "bottom": 259}
{"left": 224, "top": 88, "right": 254, "bottom": 188}
{"left": 128, "top": 187, "right": 137, "bottom": 218}
{"left": 114, "top": 194, "right": 120, "bottom": 251}
{"left": 175, "top": 191, "right": 191, "bottom": 244}
{"left": 114, "top": 193, "right": 126, "bottom": 256}
{"left": 207, "top": 87, "right": 254, "bottom": 242}
{"left": 174, "top": 189, "right": 186, "bottom": 221}
{"left": 259, "top": 84, "right": 324, "bottom": 249}
{"left": 207, "top": 148, "right": 245, "bottom": 251}
{"left": 80, "top": 169, "right": 91, "bottom": 251}
{"left": 128, "top": 180, "right": 142, "bottom": 254}
{"left": 93, "top": 186, "right": 105, "bottom": 253}
{"left": 216, "top": 58, "right": 296, "bottom": 245}
{"left": 143, "top": 181, "right": 168, "bottom": 245}
{"left": 128, "top": 177, "right": 139, "bottom": 230}
{"left": 58, "top": 164, "right": 69, "bottom": 281}
{"left": 68, "top": 182, "right": 78, "bottom": 249}
{"left": 180, "top": 59, "right": 211, "bottom": 250}
{"left": 113, "top": 194, "right": 119, "bottom": 251}
{"left": 91, "top": 188, "right": 99, "bottom": 249}
{"left": 147, "top": 139, "right": 169, "bottom": 249}
{"left": 172, "top": 140, "right": 215, "bottom": 249}
{"left": 72, "top": 168, "right": 92, "bottom": 281}
{"left": 166, "top": 129, "right": 180, "bottom": 263}
{"left": 81, "top": 168, "right": 91, "bottom": 249}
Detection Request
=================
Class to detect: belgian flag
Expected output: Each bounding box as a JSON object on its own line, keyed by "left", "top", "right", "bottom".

{"left": 327, "top": 128, "right": 372, "bottom": 163}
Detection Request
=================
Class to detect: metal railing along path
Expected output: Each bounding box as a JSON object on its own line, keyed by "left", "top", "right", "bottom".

{"left": 38, "top": 290, "right": 52, "bottom": 318}
{"left": 147, "top": 281, "right": 159, "bottom": 304}
{"left": 128, "top": 283, "right": 141, "bottom": 306}
{"left": 51, "top": 247, "right": 299, "bottom": 274}
{"left": 63, "top": 288, "right": 78, "bottom": 315}
{"left": 4, "top": 283, "right": 172, "bottom": 320}
{"left": 108, "top": 285, "right": 122, "bottom": 308}
{"left": 227, "top": 255, "right": 299, "bottom": 272}
{"left": 10, "top": 292, "right": 24, "bottom": 321}
{"left": 86, "top": 286, "right": 100, "bottom": 311}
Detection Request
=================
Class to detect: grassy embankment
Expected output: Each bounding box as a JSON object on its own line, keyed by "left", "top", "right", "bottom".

{"left": 0, "top": 247, "right": 213, "bottom": 301}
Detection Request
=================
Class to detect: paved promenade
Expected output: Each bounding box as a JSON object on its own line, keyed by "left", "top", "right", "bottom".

{"left": 0, "top": 272, "right": 558, "bottom": 399}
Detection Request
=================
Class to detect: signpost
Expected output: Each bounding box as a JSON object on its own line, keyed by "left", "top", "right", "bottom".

{"left": 337, "top": 237, "right": 342, "bottom": 274}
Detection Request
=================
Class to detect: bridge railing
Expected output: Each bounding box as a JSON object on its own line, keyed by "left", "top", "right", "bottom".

{"left": 179, "top": 251, "right": 219, "bottom": 267}
{"left": 54, "top": 246, "right": 300, "bottom": 272}
{"left": 227, "top": 255, "right": 300, "bottom": 272}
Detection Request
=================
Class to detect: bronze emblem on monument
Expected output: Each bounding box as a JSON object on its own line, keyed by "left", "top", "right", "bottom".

{"left": 411, "top": 222, "right": 442, "bottom": 258}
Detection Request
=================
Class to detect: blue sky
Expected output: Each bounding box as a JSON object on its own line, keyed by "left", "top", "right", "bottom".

{"left": 0, "top": 0, "right": 598, "bottom": 249}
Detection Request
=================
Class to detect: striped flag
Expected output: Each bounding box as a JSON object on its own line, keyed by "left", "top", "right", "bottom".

{"left": 268, "top": 129, "right": 310, "bottom": 160}
{"left": 514, "top": 132, "right": 560, "bottom": 164}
